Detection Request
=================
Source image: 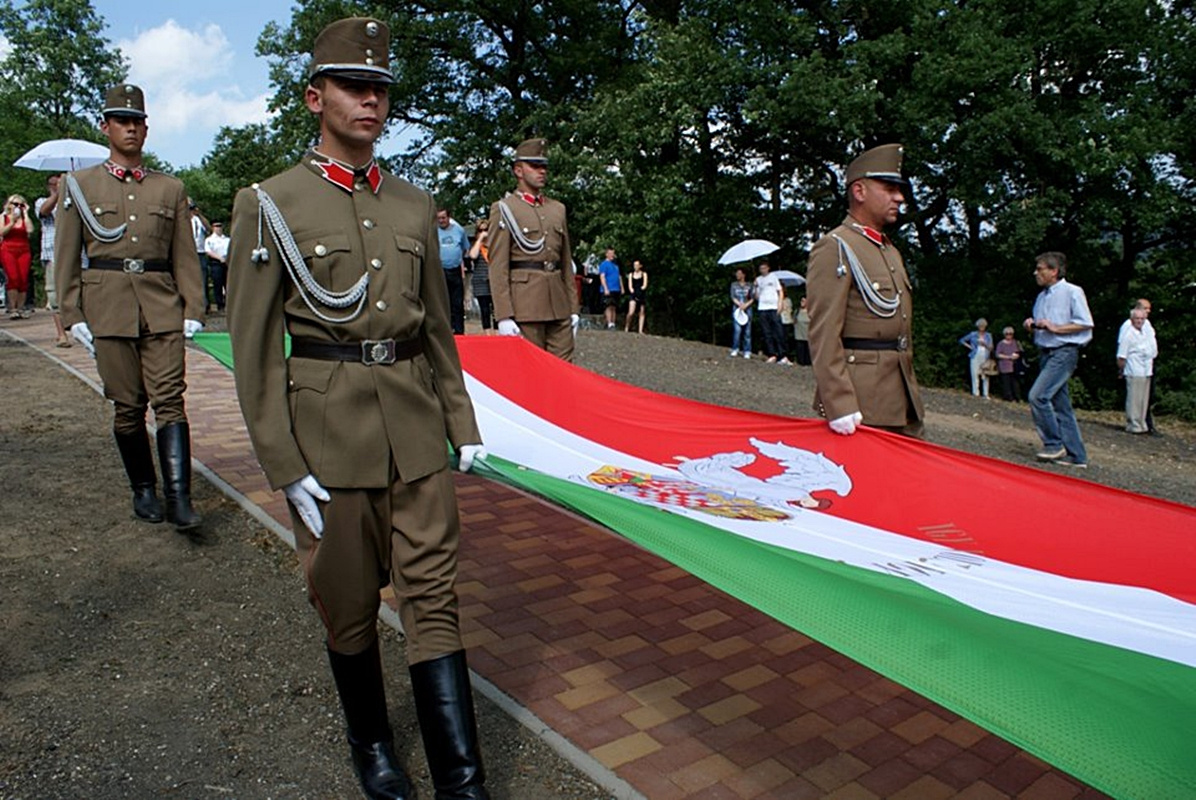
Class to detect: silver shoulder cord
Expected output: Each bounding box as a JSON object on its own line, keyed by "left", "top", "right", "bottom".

{"left": 63, "top": 173, "right": 127, "bottom": 243}
{"left": 831, "top": 234, "right": 899, "bottom": 318}
{"left": 253, "top": 186, "right": 369, "bottom": 324}
{"left": 496, "top": 197, "right": 545, "bottom": 255}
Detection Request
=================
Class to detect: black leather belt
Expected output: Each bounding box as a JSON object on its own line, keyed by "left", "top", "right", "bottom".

{"left": 290, "top": 336, "right": 422, "bottom": 366}
{"left": 510, "top": 260, "right": 559, "bottom": 271}
{"left": 842, "top": 336, "right": 909, "bottom": 351}
{"left": 89, "top": 258, "right": 171, "bottom": 274}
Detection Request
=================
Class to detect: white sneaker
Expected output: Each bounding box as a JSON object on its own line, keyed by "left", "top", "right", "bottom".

{"left": 729, "top": 349, "right": 739, "bottom": 357}
{"left": 743, "top": 352, "right": 751, "bottom": 360}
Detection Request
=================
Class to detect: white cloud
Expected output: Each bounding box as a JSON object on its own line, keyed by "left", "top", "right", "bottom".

{"left": 116, "top": 20, "right": 271, "bottom": 162}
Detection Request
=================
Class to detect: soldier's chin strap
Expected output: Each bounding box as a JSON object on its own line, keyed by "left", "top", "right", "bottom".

{"left": 63, "top": 173, "right": 127, "bottom": 243}
{"left": 496, "top": 196, "right": 545, "bottom": 255}
{"left": 830, "top": 234, "right": 899, "bottom": 319}
{"left": 252, "top": 184, "right": 370, "bottom": 324}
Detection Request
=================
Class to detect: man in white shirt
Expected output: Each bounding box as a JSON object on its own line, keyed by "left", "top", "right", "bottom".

{"left": 190, "top": 202, "right": 211, "bottom": 312}
{"left": 754, "top": 261, "right": 789, "bottom": 364}
{"left": 203, "top": 222, "right": 230, "bottom": 312}
{"left": 1117, "top": 306, "right": 1158, "bottom": 434}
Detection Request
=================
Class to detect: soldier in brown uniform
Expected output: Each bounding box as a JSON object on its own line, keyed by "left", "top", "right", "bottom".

{"left": 55, "top": 84, "right": 206, "bottom": 530}
{"left": 806, "top": 143, "right": 925, "bottom": 438}
{"left": 226, "top": 18, "right": 488, "bottom": 800}
{"left": 486, "top": 138, "right": 579, "bottom": 361}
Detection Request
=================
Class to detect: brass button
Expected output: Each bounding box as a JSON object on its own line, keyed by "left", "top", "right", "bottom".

{"left": 363, "top": 219, "right": 375, "bottom": 230}
{"left": 129, "top": 214, "right": 137, "bottom": 221}
{"left": 127, "top": 194, "right": 135, "bottom": 201}
{"left": 871, "top": 281, "right": 880, "bottom": 291}
{"left": 847, "top": 355, "right": 856, "bottom": 363}
{"left": 314, "top": 244, "right": 327, "bottom": 257}
{"left": 370, "top": 259, "right": 382, "bottom": 270}
{"left": 375, "top": 300, "right": 388, "bottom": 311}
{"left": 93, "top": 206, "right": 102, "bottom": 214}
{"left": 130, "top": 235, "right": 139, "bottom": 242}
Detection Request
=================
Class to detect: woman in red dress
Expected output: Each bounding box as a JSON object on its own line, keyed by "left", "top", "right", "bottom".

{"left": 1, "top": 194, "right": 34, "bottom": 319}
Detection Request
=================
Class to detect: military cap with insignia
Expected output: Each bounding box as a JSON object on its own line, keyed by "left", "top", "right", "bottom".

{"left": 513, "top": 138, "right": 549, "bottom": 165}
{"left": 102, "top": 84, "right": 148, "bottom": 119}
{"left": 309, "top": 17, "right": 394, "bottom": 85}
{"left": 845, "top": 143, "right": 906, "bottom": 186}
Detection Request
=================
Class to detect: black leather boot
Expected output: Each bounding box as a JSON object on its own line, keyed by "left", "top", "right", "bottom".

{"left": 113, "top": 429, "right": 163, "bottom": 523}
{"left": 328, "top": 641, "right": 413, "bottom": 800}
{"left": 156, "top": 421, "right": 201, "bottom": 531}
{"left": 410, "top": 650, "right": 489, "bottom": 800}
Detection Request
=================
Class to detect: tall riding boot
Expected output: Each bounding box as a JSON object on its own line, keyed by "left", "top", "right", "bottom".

{"left": 410, "top": 650, "right": 489, "bottom": 800}
{"left": 328, "top": 641, "right": 413, "bottom": 800}
{"left": 156, "top": 421, "right": 201, "bottom": 531}
{"left": 113, "top": 429, "right": 163, "bottom": 523}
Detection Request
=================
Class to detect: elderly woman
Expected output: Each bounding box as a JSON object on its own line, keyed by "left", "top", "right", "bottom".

{"left": 958, "top": 318, "right": 994, "bottom": 398}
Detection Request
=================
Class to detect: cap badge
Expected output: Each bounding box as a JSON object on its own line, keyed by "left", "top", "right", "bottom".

{"left": 365, "top": 21, "right": 379, "bottom": 37}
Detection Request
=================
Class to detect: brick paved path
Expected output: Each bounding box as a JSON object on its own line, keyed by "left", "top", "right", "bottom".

{"left": 3, "top": 313, "right": 1106, "bottom": 800}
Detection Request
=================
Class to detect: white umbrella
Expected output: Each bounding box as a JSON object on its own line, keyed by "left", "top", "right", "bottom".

{"left": 717, "top": 238, "right": 779, "bottom": 265}
{"left": 772, "top": 269, "right": 805, "bottom": 286}
{"left": 14, "top": 138, "right": 109, "bottom": 171}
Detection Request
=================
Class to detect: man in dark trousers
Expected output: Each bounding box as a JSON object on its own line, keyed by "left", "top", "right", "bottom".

{"left": 55, "top": 84, "right": 205, "bottom": 530}
{"left": 226, "top": 17, "right": 489, "bottom": 800}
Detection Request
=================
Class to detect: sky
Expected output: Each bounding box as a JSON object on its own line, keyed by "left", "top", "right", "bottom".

{"left": 90, "top": 0, "right": 295, "bottom": 168}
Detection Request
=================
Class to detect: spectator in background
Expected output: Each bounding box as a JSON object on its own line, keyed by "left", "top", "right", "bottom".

{"left": 437, "top": 207, "right": 468, "bottom": 334}
{"left": 779, "top": 291, "right": 795, "bottom": 360}
{"left": 203, "top": 222, "right": 230, "bottom": 313}
{"left": 1117, "top": 306, "right": 1157, "bottom": 434}
{"left": 754, "top": 261, "right": 789, "bottom": 364}
{"left": 36, "top": 175, "right": 71, "bottom": 345}
{"left": 959, "top": 318, "right": 993, "bottom": 398}
{"left": 469, "top": 219, "right": 494, "bottom": 333}
{"left": 1, "top": 194, "right": 34, "bottom": 319}
{"left": 729, "top": 267, "right": 754, "bottom": 358}
{"left": 994, "top": 326, "right": 1024, "bottom": 402}
{"left": 598, "top": 248, "right": 622, "bottom": 329}
{"left": 1119, "top": 298, "right": 1157, "bottom": 433}
{"left": 1024, "top": 251, "right": 1093, "bottom": 468}
{"left": 190, "top": 201, "right": 211, "bottom": 313}
{"left": 793, "top": 296, "right": 811, "bottom": 366}
{"left": 624, "top": 259, "right": 647, "bottom": 333}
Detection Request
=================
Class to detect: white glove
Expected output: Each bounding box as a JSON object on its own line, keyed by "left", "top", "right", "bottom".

{"left": 70, "top": 322, "right": 95, "bottom": 356}
{"left": 457, "top": 444, "right": 487, "bottom": 473}
{"left": 828, "top": 412, "right": 863, "bottom": 436}
{"left": 497, "top": 319, "right": 521, "bottom": 337}
{"left": 183, "top": 319, "right": 204, "bottom": 339}
{"left": 283, "top": 474, "right": 330, "bottom": 538}
{"left": 570, "top": 313, "right": 580, "bottom": 337}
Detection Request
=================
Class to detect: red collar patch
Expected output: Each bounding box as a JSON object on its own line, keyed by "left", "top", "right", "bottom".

{"left": 520, "top": 192, "right": 543, "bottom": 206}
{"left": 850, "top": 221, "right": 887, "bottom": 247}
{"left": 105, "top": 161, "right": 147, "bottom": 182}
{"left": 310, "top": 153, "right": 383, "bottom": 194}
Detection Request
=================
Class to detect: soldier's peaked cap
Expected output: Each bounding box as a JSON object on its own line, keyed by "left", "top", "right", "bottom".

{"left": 102, "top": 84, "right": 147, "bottom": 119}
{"left": 845, "top": 143, "right": 907, "bottom": 186}
{"left": 513, "top": 138, "right": 549, "bottom": 164}
{"left": 309, "top": 17, "right": 394, "bottom": 85}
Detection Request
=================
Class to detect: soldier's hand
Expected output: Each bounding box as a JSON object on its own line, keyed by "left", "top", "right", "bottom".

{"left": 456, "top": 444, "right": 487, "bottom": 473}
{"left": 70, "top": 322, "right": 95, "bottom": 357}
{"left": 828, "top": 412, "right": 863, "bottom": 436}
{"left": 497, "top": 319, "right": 521, "bottom": 337}
{"left": 570, "top": 314, "right": 580, "bottom": 337}
{"left": 283, "top": 474, "right": 330, "bottom": 538}
{"left": 183, "top": 319, "right": 204, "bottom": 339}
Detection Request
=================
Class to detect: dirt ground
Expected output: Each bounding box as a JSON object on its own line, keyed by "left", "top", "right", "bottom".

{"left": 1, "top": 324, "right": 1192, "bottom": 800}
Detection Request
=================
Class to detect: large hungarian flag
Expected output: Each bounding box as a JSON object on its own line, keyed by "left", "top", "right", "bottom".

{"left": 196, "top": 333, "right": 1196, "bottom": 798}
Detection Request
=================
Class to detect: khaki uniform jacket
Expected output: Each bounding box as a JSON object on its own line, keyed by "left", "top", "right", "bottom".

{"left": 54, "top": 164, "right": 205, "bottom": 335}
{"left": 806, "top": 217, "right": 924, "bottom": 427}
{"left": 227, "top": 158, "right": 480, "bottom": 491}
{"left": 486, "top": 193, "right": 578, "bottom": 323}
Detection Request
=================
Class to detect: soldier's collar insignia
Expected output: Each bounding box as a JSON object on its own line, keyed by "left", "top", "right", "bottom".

{"left": 309, "top": 151, "right": 383, "bottom": 195}
{"left": 849, "top": 220, "right": 887, "bottom": 248}
{"left": 105, "top": 160, "right": 147, "bottom": 183}
{"left": 519, "top": 191, "right": 543, "bottom": 207}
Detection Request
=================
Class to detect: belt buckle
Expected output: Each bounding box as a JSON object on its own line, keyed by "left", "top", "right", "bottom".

{"left": 361, "top": 339, "right": 396, "bottom": 366}
{"left": 897, "top": 335, "right": 909, "bottom": 351}
{"left": 123, "top": 258, "right": 145, "bottom": 274}
{"left": 544, "top": 261, "right": 558, "bottom": 272}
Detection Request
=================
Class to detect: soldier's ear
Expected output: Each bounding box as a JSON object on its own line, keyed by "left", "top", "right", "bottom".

{"left": 304, "top": 85, "right": 323, "bottom": 114}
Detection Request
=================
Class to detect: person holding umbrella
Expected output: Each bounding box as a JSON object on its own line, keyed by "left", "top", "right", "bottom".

{"left": 54, "top": 84, "right": 206, "bottom": 530}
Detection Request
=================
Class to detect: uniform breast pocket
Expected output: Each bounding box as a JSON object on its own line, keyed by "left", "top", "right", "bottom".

{"left": 393, "top": 234, "right": 424, "bottom": 294}
{"left": 294, "top": 231, "right": 353, "bottom": 290}
{"left": 146, "top": 204, "right": 176, "bottom": 248}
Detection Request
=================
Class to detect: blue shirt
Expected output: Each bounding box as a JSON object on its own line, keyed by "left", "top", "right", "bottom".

{"left": 599, "top": 259, "right": 621, "bottom": 295}
{"left": 438, "top": 220, "right": 468, "bottom": 270}
{"left": 1032, "top": 279, "right": 1094, "bottom": 347}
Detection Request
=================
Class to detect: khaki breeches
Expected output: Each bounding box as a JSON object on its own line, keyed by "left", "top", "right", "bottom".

{"left": 93, "top": 332, "right": 187, "bottom": 434}
{"left": 291, "top": 467, "right": 463, "bottom": 664}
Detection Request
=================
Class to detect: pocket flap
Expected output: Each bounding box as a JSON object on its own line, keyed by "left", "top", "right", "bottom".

{"left": 287, "top": 358, "right": 336, "bottom": 393}
{"left": 295, "top": 231, "right": 352, "bottom": 260}
{"left": 394, "top": 234, "right": 424, "bottom": 258}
